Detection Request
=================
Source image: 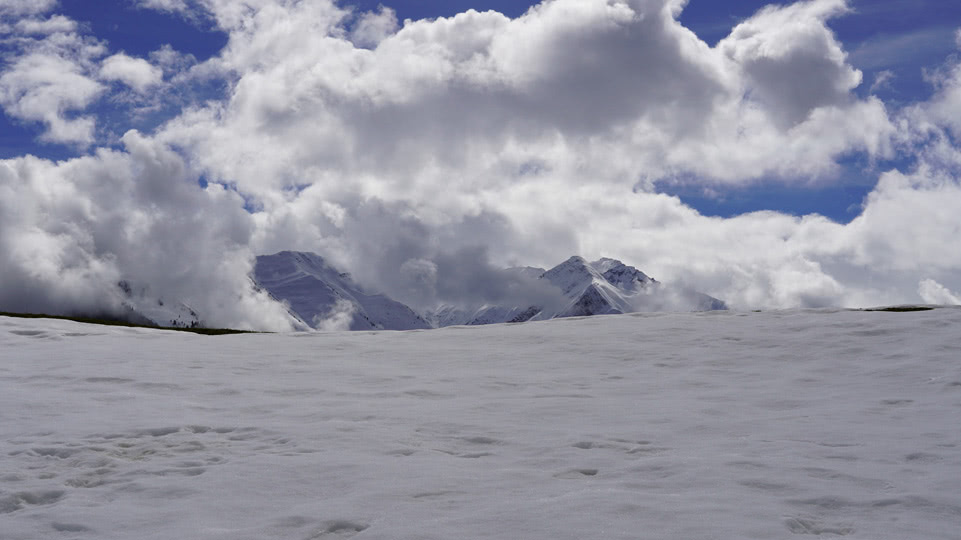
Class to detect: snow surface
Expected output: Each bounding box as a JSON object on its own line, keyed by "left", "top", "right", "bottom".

{"left": 2, "top": 309, "right": 961, "bottom": 539}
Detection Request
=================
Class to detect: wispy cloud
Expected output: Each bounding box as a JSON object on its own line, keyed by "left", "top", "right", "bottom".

{"left": 848, "top": 26, "right": 957, "bottom": 71}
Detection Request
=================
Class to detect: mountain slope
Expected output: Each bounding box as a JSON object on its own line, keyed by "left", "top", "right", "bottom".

{"left": 253, "top": 251, "right": 725, "bottom": 331}
{"left": 116, "top": 280, "right": 201, "bottom": 328}
{"left": 535, "top": 256, "right": 636, "bottom": 318}
{"left": 431, "top": 256, "right": 726, "bottom": 327}
{"left": 253, "top": 251, "right": 431, "bottom": 331}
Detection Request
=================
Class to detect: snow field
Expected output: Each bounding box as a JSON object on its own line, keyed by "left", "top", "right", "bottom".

{"left": 2, "top": 309, "right": 961, "bottom": 539}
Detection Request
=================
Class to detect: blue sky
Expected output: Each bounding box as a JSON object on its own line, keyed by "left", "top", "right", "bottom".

{"left": 2, "top": 0, "right": 961, "bottom": 321}
{"left": 3, "top": 0, "right": 958, "bottom": 223}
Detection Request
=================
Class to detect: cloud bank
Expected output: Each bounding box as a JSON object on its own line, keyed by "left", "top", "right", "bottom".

{"left": 1, "top": 0, "right": 960, "bottom": 329}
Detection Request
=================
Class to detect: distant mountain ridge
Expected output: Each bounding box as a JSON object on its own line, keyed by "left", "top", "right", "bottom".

{"left": 252, "top": 251, "right": 726, "bottom": 331}
{"left": 426, "top": 255, "right": 726, "bottom": 327}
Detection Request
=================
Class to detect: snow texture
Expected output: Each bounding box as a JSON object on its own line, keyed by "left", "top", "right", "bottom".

{"left": 2, "top": 308, "right": 961, "bottom": 539}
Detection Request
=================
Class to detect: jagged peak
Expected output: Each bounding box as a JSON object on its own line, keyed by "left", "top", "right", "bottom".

{"left": 589, "top": 257, "right": 624, "bottom": 274}
{"left": 601, "top": 262, "right": 654, "bottom": 290}
{"left": 541, "top": 255, "right": 606, "bottom": 296}
{"left": 262, "top": 250, "right": 328, "bottom": 268}
{"left": 254, "top": 251, "right": 430, "bottom": 331}
{"left": 256, "top": 251, "right": 355, "bottom": 286}
{"left": 543, "top": 255, "right": 595, "bottom": 275}
{"left": 560, "top": 255, "right": 589, "bottom": 266}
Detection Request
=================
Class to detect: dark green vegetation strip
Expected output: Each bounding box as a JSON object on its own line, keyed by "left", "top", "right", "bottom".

{"left": 0, "top": 311, "right": 256, "bottom": 335}
{"left": 864, "top": 306, "right": 936, "bottom": 313}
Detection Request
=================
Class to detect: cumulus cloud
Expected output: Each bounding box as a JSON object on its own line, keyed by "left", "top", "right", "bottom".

{"left": 101, "top": 53, "right": 164, "bottom": 92}
{"left": 0, "top": 10, "right": 107, "bottom": 145}
{"left": 149, "top": 0, "right": 903, "bottom": 309}
{"left": 919, "top": 279, "right": 961, "bottom": 305}
{"left": 0, "top": 132, "right": 299, "bottom": 330}
{"left": 718, "top": 0, "right": 858, "bottom": 128}
{"left": 13, "top": 14, "right": 76, "bottom": 35}
{"left": 0, "top": 0, "right": 56, "bottom": 16}
{"left": 0, "top": 52, "right": 104, "bottom": 145}
{"left": 350, "top": 6, "right": 399, "bottom": 49}
{"left": 1, "top": 0, "right": 961, "bottom": 327}
{"left": 158, "top": 0, "right": 892, "bottom": 204}
{"left": 136, "top": 0, "right": 191, "bottom": 12}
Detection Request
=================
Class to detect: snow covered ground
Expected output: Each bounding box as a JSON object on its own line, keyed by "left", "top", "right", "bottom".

{"left": 2, "top": 309, "right": 960, "bottom": 540}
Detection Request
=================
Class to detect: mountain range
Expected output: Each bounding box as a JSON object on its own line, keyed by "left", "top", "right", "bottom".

{"left": 114, "top": 251, "right": 726, "bottom": 330}
{"left": 249, "top": 251, "right": 727, "bottom": 331}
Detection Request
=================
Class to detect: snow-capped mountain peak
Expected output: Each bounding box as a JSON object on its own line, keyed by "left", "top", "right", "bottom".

{"left": 587, "top": 257, "right": 621, "bottom": 274}
{"left": 540, "top": 256, "right": 605, "bottom": 296}
{"left": 594, "top": 259, "right": 656, "bottom": 293}
{"left": 422, "top": 255, "right": 727, "bottom": 328}
{"left": 253, "top": 251, "right": 430, "bottom": 331}
{"left": 535, "top": 256, "right": 642, "bottom": 319}
{"left": 253, "top": 251, "right": 726, "bottom": 331}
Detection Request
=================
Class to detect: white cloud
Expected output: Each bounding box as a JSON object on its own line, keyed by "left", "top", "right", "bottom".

{"left": 921, "top": 53, "right": 961, "bottom": 139}
{"left": 136, "top": 0, "right": 190, "bottom": 12}
{"left": 314, "top": 298, "right": 357, "bottom": 331}
{"left": 919, "top": 279, "right": 961, "bottom": 305}
{"left": 101, "top": 53, "right": 164, "bottom": 92}
{"left": 149, "top": 44, "right": 197, "bottom": 75}
{"left": 0, "top": 0, "right": 56, "bottom": 16}
{"left": 133, "top": 0, "right": 216, "bottom": 27}
{"left": 0, "top": 11, "right": 109, "bottom": 146}
{"left": 847, "top": 26, "right": 956, "bottom": 71}
{"left": 13, "top": 14, "right": 76, "bottom": 35}
{"left": 141, "top": 0, "right": 952, "bottom": 313}
{"left": 0, "top": 52, "right": 104, "bottom": 145}
{"left": 350, "top": 6, "right": 399, "bottom": 49}
{"left": 0, "top": 132, "right": 299, "bottom": 331}
{"left": 870, "top": 69, "right": 895, "bottom": 93}
{"left": 2, "top": 0, "right": 961, "bottom": 327}
{"left": 0, "top": 12, "right": 190, "bottom": 147}
{"left": 158, "top": 0, "right": 891, "bottom": 207}
{"left": 718, "top": 0, "right": 858, "bottom": 128}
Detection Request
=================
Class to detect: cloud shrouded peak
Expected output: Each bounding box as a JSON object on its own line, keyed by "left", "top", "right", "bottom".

{"left": 1, "top": 0, "right": 960, "bottom": 328}
{"left": 0, "top": 131, "right": 300, "bottom": 331}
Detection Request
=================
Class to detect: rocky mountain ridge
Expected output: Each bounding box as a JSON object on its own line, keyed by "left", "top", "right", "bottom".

{"left": 253, "top": 251, "right": 726, "bottom": 331}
